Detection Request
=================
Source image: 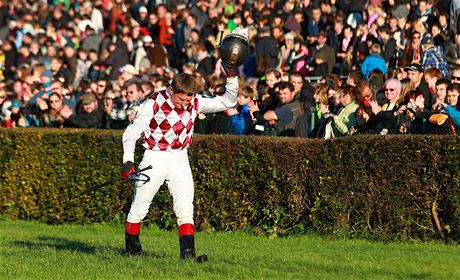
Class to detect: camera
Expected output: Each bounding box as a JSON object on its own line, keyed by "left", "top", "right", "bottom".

{"left": 406, "top": 101, "right": 417, "bottom": 113}
{"left": 437, "top": 104, "right": 446, "bottom": 113}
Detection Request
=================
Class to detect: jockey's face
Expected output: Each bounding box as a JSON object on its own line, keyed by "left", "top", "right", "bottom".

{"left": 171, "top": 89, "right": 194, "bottom": 110}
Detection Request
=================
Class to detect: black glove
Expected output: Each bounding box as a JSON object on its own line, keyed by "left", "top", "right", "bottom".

{"left": 121, "top": 161, "right": 136, "bottom": 180}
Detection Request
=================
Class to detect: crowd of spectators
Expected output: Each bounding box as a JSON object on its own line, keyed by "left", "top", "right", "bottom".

{"left": 0, "top": 0, "right": 459, "bottom": 137}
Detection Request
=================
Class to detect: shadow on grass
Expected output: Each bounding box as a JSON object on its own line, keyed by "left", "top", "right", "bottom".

{"left": 10, "top": 236, "right": 167, "bottom": 259}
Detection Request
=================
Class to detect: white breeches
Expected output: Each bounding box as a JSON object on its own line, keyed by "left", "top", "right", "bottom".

{"left": 126, "top": 149, "right": 194, "bottom": 226}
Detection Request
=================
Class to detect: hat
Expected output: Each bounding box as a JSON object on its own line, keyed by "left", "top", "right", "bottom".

{"left": 284, "top": 32, "right": 294, "bottom": 41}
{"left": 138, "top": 6, "right": 148, "bottom": 14}
{"left": 42, "top": 69, "right": 54, "bottom": 78}
{"left": 119, "top": 64, "right": 137, "bottom": 75}
{"left": 10, "top": 100, "right": 22, "bottom": 109}
{"left": 142, "top": 35, "right": 152, "bottom": 43}
{"left": 421, "top": 36, "right": 433, "bottom": 45}
{"left": 404, "top": 63, "right": 423, "bottom": 73}
{"left": 81, "top": 94, "right": 96, "bottom": 104}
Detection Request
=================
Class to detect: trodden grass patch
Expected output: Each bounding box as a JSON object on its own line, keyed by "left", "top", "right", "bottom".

{"left": 0, "top": 220, "right": 459, "bottom": 279}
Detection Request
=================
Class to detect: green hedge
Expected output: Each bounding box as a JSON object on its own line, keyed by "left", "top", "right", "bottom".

{"left": 0, "top": 128, "right": 459, "bottom": 242}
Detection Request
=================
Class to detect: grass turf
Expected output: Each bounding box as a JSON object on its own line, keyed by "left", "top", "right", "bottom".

{"left": 0, "top": 220, "right": 459, "bottom": 279}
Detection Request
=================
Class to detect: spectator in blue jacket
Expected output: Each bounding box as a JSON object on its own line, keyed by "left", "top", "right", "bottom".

{"left": 361, "top": 43, "right": 388, "bottom": 80}
{"left": 227, "top": 85, "right": 257, "bottom": 135}
{"left": 443, "top": 83, "right": 460, "bottom": 126}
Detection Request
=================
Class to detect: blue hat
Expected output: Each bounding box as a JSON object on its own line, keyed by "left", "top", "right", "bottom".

{"left": 9, "top": 100, "right": 22, "bottom": 109}
{"left": 42, "top": 69, "right": 54, "bottom": 78}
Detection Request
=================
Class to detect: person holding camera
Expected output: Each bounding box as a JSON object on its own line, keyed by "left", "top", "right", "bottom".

{"left": 397, "top": 90, "right": 428, "bottom": 134}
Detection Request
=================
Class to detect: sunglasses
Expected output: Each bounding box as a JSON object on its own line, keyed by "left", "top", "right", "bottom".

{"left": 384, "top": 88, "right": 396, "bottom": 92}
{"left": 106, "top": 97, "right": 116, "bottom": 100}
{"left": 451, "top": 76, "right": 460, "bottom": 81}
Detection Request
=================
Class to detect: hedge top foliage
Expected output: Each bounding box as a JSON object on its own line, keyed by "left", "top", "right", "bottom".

{"left": 0, "top": 128, "right": 459, "bottom": 242}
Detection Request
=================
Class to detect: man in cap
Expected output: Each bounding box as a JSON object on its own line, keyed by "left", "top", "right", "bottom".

{"left": 61, "top": 93, "right": 104, "bottom": 128}
{"left": 404, "top": 62, "right": 432, "bottom": 108}
{"left": 118, "top": 64, "right": 137, "bottom": 88}
{"left": 137, "top": 6, "right": 149, "bottom": 26}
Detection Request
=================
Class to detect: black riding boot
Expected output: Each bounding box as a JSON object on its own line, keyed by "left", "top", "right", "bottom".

{"left": 179, "top": 235, "right": 196, "bottom": 260}
{"left": 125, "top": 233, "right": 142, "bottom": 256}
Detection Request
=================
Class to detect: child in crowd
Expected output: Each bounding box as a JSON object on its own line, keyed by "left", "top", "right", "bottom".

{"left": 227, "top": 85, "right": 257, "bottom": 135}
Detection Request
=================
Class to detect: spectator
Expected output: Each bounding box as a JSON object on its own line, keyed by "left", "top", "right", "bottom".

{"left": 370, "top": 78, "right": 403, "bottom": 134}
{"left": 432, "top": 78, "right": 449, "bottom": 112}
{"left": 397, "top": 90, "right": 429, "bottom": 134}
{"left": 399, "top": 77, "right": 416, "bottom": 104}
{"left": 277, "top": 32, "right": 296, "bottom": 74}
{"left": 404, "top": 63, "right": 432, "bottom": 109}
{"left": 196, "top": 43, "right": 216, "bottom": 77}
{"left": 378, "top": 25, "right": 397, "bottom": 69}
{"left": 6, "top": 100, "right": 28, "bottom": 127}
{"left": 311, "top": 31, "right": 335, "bottom": 75}
{"left": 328, "top": 86, "right": 359, "bottom": 137}
{"left": 401, "top": 31, "right": 422, "bottom": 67}
{"left": 0, "top": 89, "right": 11, "bottom": 126}
{"left": 361, "top": 43, "right": 388, "bottom": 80}
{"left": 105, "top": 41, "right": 131, "bottom": 82}
{"left": 357, "top": 80, "right": 375, "bottom": 107}
{"left": 81, "top": 1, "right": 104, "bottom": 34}
{"left": 446, "top": 83, "right": 460, "bottom": 110}
{"left": 38, "top": 92, "right": 66, "bottom": 128}
{"left": 420, "top": 36, "right": 448, "bottom": 77}
{"left": 311, "top": 51, "right": 328, "bottom": 77}
{"left": 255, "top": 25, "right": 279, "bottom": 72}
{"left": 62, "top": 93, "right": 104, "bottom": 128}
{"left": 335, "top": 24, "right": 354, "bottom": 75}
{"left": 261, "top": 68, "right": 282, "bottom": 112}
{"left": 424, "top": 67, "right": 441, "bottom": 97}
{"left": 451, "top": 67, "right": 460, "bottom": 84}
{"left": 290, "top": 38, "right": 310, "bottom": 76}
{"left": 228, "top": 85, "right": 257, "bottom": 135}
{"left": 290, "top": 71, "right": 315, "bottom": 109}
{"left": 118, "top": 64, "right": 137, "bottom": 88}
{"left": 263, "top": 81, "right": 303, "bottom": 136}
{"left": 442, "top": 85, "right": 460, "bottom": 126}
